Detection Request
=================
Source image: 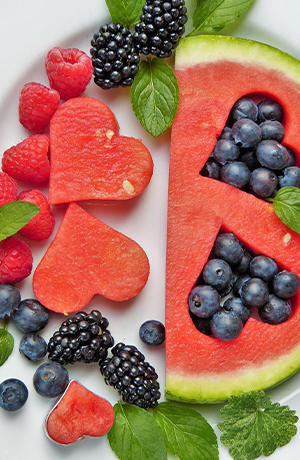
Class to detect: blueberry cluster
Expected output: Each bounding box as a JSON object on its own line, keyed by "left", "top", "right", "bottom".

{"left": 201, "top": 97, "right": 300, "bottom": 198}
{"left": 188, "top": 232, "right": 300, "bottom": 341}
{"left": 100, "top": 342, "right": 161, "bottom": 409}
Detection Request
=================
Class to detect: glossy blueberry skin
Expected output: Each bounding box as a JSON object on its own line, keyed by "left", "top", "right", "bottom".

{"left": 188, "top": 285, "right": 220, "bottom": 318}
{"left": 257, "top": 99, "right": 284, "bottom": 123}
{"left": 286, "top": 147, "right": 297, "bottom": 167}
{"left": 210, "top": 308, "right": 243, "bottom": 341}
{"left": 279, "top": 166, "right": 300, "bottom": 188}
{"left": 240, "top": 277, "right": 269, "bottom": 308}
{"left": 213, "top": 232, "right": 244, "bottom": 266}
{"left": 258, "top": 294, "right": 292, "bottom": 325}
{"left": 256, "top": 140, "right": 289, "bottom": 171}
{"left": 249, "top": 255, "right": 278, "bottom": 283}
{"left": 0, "top": 284, "right": 21, "bottom": 319}
{"left": 259, "top": 120, "right": 285, "bottom": 142}
{"left": 221, "top": 161, "right": 250, "bottom": 188}
{"left": 249, "top": 167, "right": 278, "bottom": 198}
{"left": 232, "top": 274, "right": 251, "bottom": 297}
{"left": 230, "top": 97, "right": 258, "bottom": 122}
{"left": 201, "top": 158, "right": 221, "bottom": 179}
{"left": 235, "top": 250, "right": 253, "bottom": 274}
{"left": 223, "top": 297, "right": 250, "bottom": 324}
{"left": 218, "top": 126, "right": 233, "bottom": 140}
{"left": 139, "top": 320, "right": 165, "bottom": 346}
{"left": 33, "top": 362, "right": 69, "bottom": 398}
{"left": 212, "top": 139, "right": 240, "bottom": 165}
{"left": 232, "top": 118, "right": 261, "bottom": 148}
{"left": 239, "top": 149, "right": 260, "bottom": 171}
{"left": 19, "top": 333, "right": 47, "bottom": 361}
{"left": 12, "top": 299, "right": 49, "bottom": 333}
{"left": 202, "top": 258, "right": 233, "bottom": 291}
{"left": 272, "top": 270, "right": 300, "bottom": 299}
{"left": 0, "top": 378, "right": 28, "bottom": 411}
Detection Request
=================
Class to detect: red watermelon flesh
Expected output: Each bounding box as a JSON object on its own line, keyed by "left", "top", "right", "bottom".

{"left": 165, "top": 35, "right": 300, "bottom": 403}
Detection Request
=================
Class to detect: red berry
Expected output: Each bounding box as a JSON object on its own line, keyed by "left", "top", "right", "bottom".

{"left": 19, "top": 82, "right": 60, "bottom": 133}
{"left": 17, "top": 190, "right": 55, "bottom": 241}
{"left": 45, "top": 47, "right": 93, "bottom": 100}
{"left": 2, "top": 134, "right": 50, "bottom": 184}
{"left": 0, "top": 172, "right": 18, "bottom": 207}
{"left": 0, "top": 236, "right": 33, "bottom": 284}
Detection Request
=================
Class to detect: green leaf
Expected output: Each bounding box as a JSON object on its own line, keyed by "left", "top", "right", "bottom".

{"left": 107, "top": 401, "right": 167, "bottom": 460}
{"left": 0, "top": 328, "right": 14, "bottom": 366}
{"left": 153, "top": 402, "right": 219, "bottom": 460}
{"left": 192, "top": 0, "right": 256, "bottom": 34}
{"left": 131, "top": 58, "right": 179, "bottom": 138}
{"left": 0, "top": 201, "right": 40, "bottom": 242}
{"left": 218, "top": 390, "right": 298, "bottom": 460}
{"left": 105, "top": 0, "right": 144, "bottom": 28}
{"left": 268, "top": 186, "right": 300, "bottom": 234}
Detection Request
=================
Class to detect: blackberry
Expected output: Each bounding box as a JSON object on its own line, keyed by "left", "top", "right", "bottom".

{"left": 47, "top": 310, "right": 114, "bottom": 365}
{"left": 133, "top": 0, "right": 188, "bottom": 59}
{"left": 100, "top": 342, "right": 161, "bottom": 409}
{"left": 90, "top": 22, "right": 140, "bottom": 90}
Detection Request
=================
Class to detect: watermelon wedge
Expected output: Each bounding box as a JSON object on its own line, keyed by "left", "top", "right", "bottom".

{"left": 165, "top": 35, "right": 300, "bottom": 403}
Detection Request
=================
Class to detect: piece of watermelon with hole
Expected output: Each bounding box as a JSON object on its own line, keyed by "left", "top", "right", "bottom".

{"left": 165, "top": 35, "right": 300, "bottom": 403}
{"left": 33, "top": 202, "right": 150, "bottom": 314}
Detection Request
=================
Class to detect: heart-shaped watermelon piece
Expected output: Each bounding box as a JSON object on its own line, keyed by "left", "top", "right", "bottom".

{"left": 33, "top": 202, "right": 150, "bottom": 313}
{"left": 48, "top": 96, "right": 153, "bottom": 204}
{"left": 45, "top": 380, "right": 114, "bottom": 445}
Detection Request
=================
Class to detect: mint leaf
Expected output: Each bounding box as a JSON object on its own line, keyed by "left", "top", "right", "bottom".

{"left": 192, "top": 0, "right": 256, "bottom": 34}
{"left": 268, "top": 186, "right": 300, "bottom": 234}
{"left": 131, "top": 58, "right": 179, "bottom": 138}
{"left": 107, "top": 401, "right": 167, "bottom": 460}
{"left": 218, "top": 390, "right": 298, "bottom": 460}
{"left": 0, "top": 201, "right": 40, "bottom": 242}
{"left": 153, "top": 402, "right": 219, "bottom": 460}
{"left": 105, "top": 0, "right": 144, "bottom": 28}
{"left": 0, "top": 328, "right": 14, "bottom": 366}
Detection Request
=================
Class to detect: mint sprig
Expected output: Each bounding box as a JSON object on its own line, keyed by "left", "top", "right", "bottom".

{"left": 0, "top": 201, "right": 40, "bottom": 242}
{"left": 268, "top": 186, "right": 300, "bottom": 234}
{"left": 0, "top": 319, "right": 14, "bottom": 366}
{"left": 105, "top": 0, "right": 144, "bottom": 28}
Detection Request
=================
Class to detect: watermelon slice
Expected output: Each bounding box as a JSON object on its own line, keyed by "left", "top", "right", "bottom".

{"left": 33, "top": 202, "right": 150, "bottom": 314}
{"left": 165, "top": 35, "right": 300, "bottom": 403}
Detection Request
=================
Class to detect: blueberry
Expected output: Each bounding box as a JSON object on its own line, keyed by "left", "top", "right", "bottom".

{"left": 19, "top": 333, "right": 47, "bottom": 361}
{"left": 286, "top": 147, "right": 297, "bottom": 167}
{"left": 0, "top": 378, "right": 28, "bottom": 411}
{"left": 212, "top": 139, "right": 240, "bottom": 165}
{"left": 223, "top": 297, "right": 250, "bottom": 324}
{"left": 256, "top": 140, "right": 289, "bottom": 170}
{"left": 232, "top": 274, "right": 251, "bottom": 297}
{"left": 210, "top": 308, "right": 243, "bottom": 341}
{"left": 12, "top": 299, "right": 49, "bottom": 333}
{"left": 258, "top": 294, "right": 292, "bottom": 325}
{"left": 221, "top": 161, "right": 250, "bottom": 188}
{"left": 33, "top": 362, "right": 69, "bottom": 398}
{"left": 249, "top": 167, "right": 278, "bottom": 198}
{"left": 188, "top": 285, "right": 220, "bottom": 318}
{"left": 139, "top": 320, "right": 165, "bottom": 346}
{"left": 279, "top": 166, "right": 300, "bottom": 188}
{"left": 0, "top": 284, "right": 21, "bottom": 319}
{"left": 201, "top": 158, "right": 221, "bottom": 179}
{"left": 259, "top": 120, "right": 285, "bottom": 142}
{"left": 232, "top": 118, "right": 261, "bottom": 148}
{"left": 213, "top": 232, "right": 244, "bottom": 266}
{"left": 240, "top": 277, "right": 269, "bottom": 308}
{"left": 190, "top": 314, "right": 211, "bottom": 335}
{"left": 234, "top": 250, "right": 253, "bottom": 274}
{"left": 202, "top": 258, "right": 233, "bottom": 291}
{"left": 230, "top": 97, "right": 258, "bottom": 122}
{"left": 257, "top": 99, "right": 284, "bottom": 123}
{"left": 218, "top": 126, "right": 233, "bottom": 140}
{"left": 239, "top": 149, "right": 260, "bottom": 171}
{"left": 272, "top": 270, "right": 300, "bottom": 299}
{"left": 249, "top": 255, "right": 278, "bottom": 283}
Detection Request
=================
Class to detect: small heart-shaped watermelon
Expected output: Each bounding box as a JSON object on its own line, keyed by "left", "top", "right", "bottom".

{"left": 45, "top": 380, "right": 114, "bottom": 445}
{"left": 32, "top": 202, "right": 150, "bottom": 313}
{"left": 48, "top": 96, "right": 153, "bottom": 204}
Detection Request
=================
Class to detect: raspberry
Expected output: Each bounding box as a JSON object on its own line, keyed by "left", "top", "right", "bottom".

{"left": 2, "top": 134, "right": 50, "bottom": 184}
{"left": 45, "top": 47, "right": 93, "bottom": 99}
{"left": 19, "top": 82, "right": 60, "bottom": 133}
{"left": 0, "top": 172, "right": 18, "bottom": 207}
{"left": 0, "top": 236, "right": 33, "bottom": 285}
{"left": 17, "top": 190, "right": 55, "bottom": 241}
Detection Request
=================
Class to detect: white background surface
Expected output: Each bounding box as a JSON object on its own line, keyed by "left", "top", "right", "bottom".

{"left": 1, "top": 0, "right": 300, "bottom": 459}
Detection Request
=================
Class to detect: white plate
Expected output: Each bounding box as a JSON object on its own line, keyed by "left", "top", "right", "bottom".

{"left": 1, "top": 1, "right": 300, "bottom": 459}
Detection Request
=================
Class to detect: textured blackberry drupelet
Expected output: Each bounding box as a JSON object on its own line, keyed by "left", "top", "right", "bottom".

{"left": 47, "top": 310, "right": 114, "bottom": 365}
{"left": 90, "top": 22, "right": 140, "bottom": 90}
{"left": 133, "top": 0, "right": 188, "bottom": 59}
{"left": 100, "top": 342, "right": 161, "bottom": 409}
